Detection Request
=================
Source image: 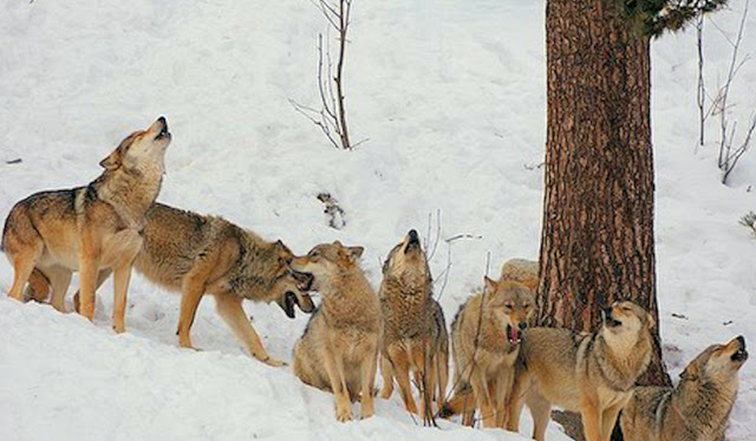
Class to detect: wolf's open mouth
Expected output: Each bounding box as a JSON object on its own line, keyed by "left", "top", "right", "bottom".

{"left": 405, "top": 229, "right": 421, "bottom": 253}
{"left": 732, "top": 347, "right": 748, "bottom": 362}
{"left": 282, "top": 291, "right": 299, "bottom": 319}
{"left": 603, "top": 308, "right": 622, "bottom": 328}
{"left": 155, "top": 118, "right": 170, "bottom": 140}
{"left": 506, "top": 324, "right": 521, "bottom": 346}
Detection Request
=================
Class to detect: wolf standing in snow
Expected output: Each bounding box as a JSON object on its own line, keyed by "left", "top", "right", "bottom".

{"left": 2, "top": 117, "right": 171, "bottom": 333}
{"left": 291, "top": 241, "right": 382, "bottom": 422}
{"left": 69, "top": 202, "right": 315, "bottom": 367}
{"left": 377, "top": 229, "right": 449, "bottom": 423}
{"left": 508, "top": 301, "right": 655, "bottom": 441}
{"left": 441, "top": 277, "right": 535, "bottom": 428}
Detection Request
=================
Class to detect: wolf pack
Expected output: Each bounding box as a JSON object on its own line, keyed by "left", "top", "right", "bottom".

{"left": 1, "top": 118, "right": 748, "bottom": 441}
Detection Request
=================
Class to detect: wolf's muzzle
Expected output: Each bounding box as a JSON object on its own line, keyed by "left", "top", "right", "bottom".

{"left": 405, "top": 229, "right": 421, "bottom": 252}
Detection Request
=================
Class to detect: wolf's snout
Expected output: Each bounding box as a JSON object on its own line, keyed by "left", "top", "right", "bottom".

{"left": 158, "top": 117, "right": 169, "bottom": 135}
{"left": 732, "top": 335, "right": 748, "bottom": 363}
{"left": 406, "top": 229, "right": 420, "bottom": 251}
{"left": 603, "top": 307, "right": 622, "bottom": 328}
{"left": 518, "top": 322, "right": 527, "bottom": 331}
{"left": 153, "top": 116, "right": 170, "bottom": 141}
{"left": 292, "top": 270, "right": 314, "bottom": 292}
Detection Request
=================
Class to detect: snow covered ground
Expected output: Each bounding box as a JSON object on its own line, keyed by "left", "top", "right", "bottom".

{"left": 0, "top": 1, "right": 754, "bottom": 440}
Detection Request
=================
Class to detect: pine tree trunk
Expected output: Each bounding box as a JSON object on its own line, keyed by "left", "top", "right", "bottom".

{"left": 539, "top": 2, "right": 671, "bottom": 439}
{"left": 539, "top": 0, "right": 670, "bottom": 389}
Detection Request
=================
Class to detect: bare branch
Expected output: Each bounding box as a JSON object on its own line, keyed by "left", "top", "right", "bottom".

{"left": 697, "top": 14, "right": 706, "bottom": 148}
{"left": 292, "top": 0, "right": 358, "bottom": 150}
{"left": 715, "top": 0, "right": 752, "bottom": 184}
{"left": 723, "top": 114, "right": 756, "bottom": 183}
{"left": 739, "top": 211, "right": 756, "bottom": 236}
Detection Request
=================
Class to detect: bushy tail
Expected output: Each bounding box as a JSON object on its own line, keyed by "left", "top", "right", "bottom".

{"left": 437, "top": 382, "right": 473, "bottom": 418}
{"left": 26, "top": 268, "right": 51, "bottom": 302}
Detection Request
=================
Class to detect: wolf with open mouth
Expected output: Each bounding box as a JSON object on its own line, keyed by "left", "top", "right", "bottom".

{"left": 622, "top": 335, "right": 748, "bottom": 441}
{"left": 440, "top": 275, "right": 535, "bottom": 428}
{"left": 70, "top": 202, "right": 314, "bottom": 367}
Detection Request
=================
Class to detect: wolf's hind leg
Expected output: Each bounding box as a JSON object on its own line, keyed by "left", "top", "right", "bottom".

{"left": 378, "top": 353, "right": 394, "bottom": 399}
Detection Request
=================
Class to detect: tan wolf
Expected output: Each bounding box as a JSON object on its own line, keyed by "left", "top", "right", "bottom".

{"left": 377, "top": 229, "right": 449, "bottom": 423}
{"left": 291, "top": 241, "right": 382, "bottom": 422}
{"left": 507, "top": 301, "right": 655, "bottom": 441}
{"left": 2, "top": 117, "right": 171, "bottom": 332}
{"left": 621, "top": 335, "right": 748, "bottom": 441}
{"left": 500, "top": 258, "right": 538, "bottom": 291}
{"left": 440, "top": 277, "right": 535, "bottom": 428}
{"left": 68, "top": 202, "right": 315, "bottom": 367}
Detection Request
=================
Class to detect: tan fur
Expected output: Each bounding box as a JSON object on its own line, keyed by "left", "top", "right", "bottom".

{"left": 621, "top": 336, "right": 747, "bottom": 441}
{"left": 500, "top": 258, "right": 538, "bottom": 291}
{"left": 291, "top": 241, "right": 382, "bottom": 422}
{"left": 2, "top": 117, "right": 171, "bottom": 332}
{"left": 442, "top": 277, "right": 535, "bottom": 428}
{"left": 377, "top": 230, "right": 449, "bottom": 422}
{"left": 69, "top": 202, "right": 315, "bottom": 367}
{"left": 508, "top": 301, "right": 655, "bottom": 441}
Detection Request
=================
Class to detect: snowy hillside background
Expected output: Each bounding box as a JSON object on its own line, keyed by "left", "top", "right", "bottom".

{"left": 1, "top": 1, "right": 755, "bottom": 440}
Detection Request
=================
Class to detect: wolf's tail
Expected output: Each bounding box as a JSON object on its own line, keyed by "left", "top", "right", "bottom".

{"left": 26, "top": 268, "right": 51, "bottom": 302}
{"left": 437, "top": 382, "right": 473, "bottom": 418}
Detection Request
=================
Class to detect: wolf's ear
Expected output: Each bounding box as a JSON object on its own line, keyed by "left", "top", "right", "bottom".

{"left": 646, "top": 311, "right": 656, "bottom": 330}
{"left": 273, "top": 239, "right": 292, "bottom": 257}
{"left": 680, "top": 362, "right": 701, "bottom": 382}
{"left": 99, "top": 149, "right": 122, "bottom": 170}
{"left": 483, "top": 276, "right": 497, "bottom": 293}
{"left": 347, "top": 246, "right": 364, "bottom": 261}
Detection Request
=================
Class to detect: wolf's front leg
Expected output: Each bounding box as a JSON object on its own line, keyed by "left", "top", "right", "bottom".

{"left": 580, "top": 397, "right": 602, "bottom": 441}
{"left": 360, "top": 344, "right": 379, "bottom": 419}
{"left": 322, "top": 345, "right": 352, "bottom": 422}
{"left": 111, "top": 264, "right": 134, "bottom": 334}
{"left": 214, "top": 293, "right": 285, "bottom": 367}
{"left": 78, "top": 239, "right": 101, "bottom": 321}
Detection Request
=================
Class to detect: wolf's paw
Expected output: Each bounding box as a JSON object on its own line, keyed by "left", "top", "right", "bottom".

{"left": 361, "top": 404, "right": 374, "bottom": 419}
{"left": 112, "top": 323, "right": 126, "bottom": 334}
{"left": 336, "top": 408, "right": 353, "bottom": 422}
{"left": 261, "top": 356, "right": 287, "bottom": 368}
{"left": 378, "top": 387, "right": 392, "bottom": 399}
{"left": 79, "top": 303, "right": 95, "bottom": 321}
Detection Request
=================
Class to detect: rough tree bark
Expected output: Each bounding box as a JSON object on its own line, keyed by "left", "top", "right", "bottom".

{"left": 538, "top": 1, "right": 671, "bottom": 437}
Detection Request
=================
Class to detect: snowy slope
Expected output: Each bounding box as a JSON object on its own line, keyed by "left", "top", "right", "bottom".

{"left": 0, "top": 0, "right": 754, "bottom": 440}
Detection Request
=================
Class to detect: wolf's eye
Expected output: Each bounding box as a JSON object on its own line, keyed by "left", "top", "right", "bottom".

{"left": 504, "top": 303, "right": 514, "bottom": 310}
{"left": 310, "top": 250, "right": 320, "bottom": 258}
{"left": 622, "top": 307, "right": 632, "bottom": 312}
{"left": 522, "top": 303, "right": 530, "bottom": 309}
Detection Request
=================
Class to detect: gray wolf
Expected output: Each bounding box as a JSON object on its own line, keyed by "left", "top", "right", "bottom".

{"left": 68, "top": 202, "right": 315, "bottom": 367}
{"left": 500, "top": 258, "right": 538, "bottom": 291}
{"left": 508, "top": 301, "right": 655, "bottom": 441}
{"left": 377, "top": 229, "right": 449, "bottom": 423}
{"left": 440, "top": 277, "right": 535, "bottom": 428}
{"left": 2, "top": 117, "right": 171, "bottom": 333}
{"left": 621, "top": 335, "right": 748, "bottom": 441}
{"left": 291, "top": 241, "right": 382, "bottom": 422}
